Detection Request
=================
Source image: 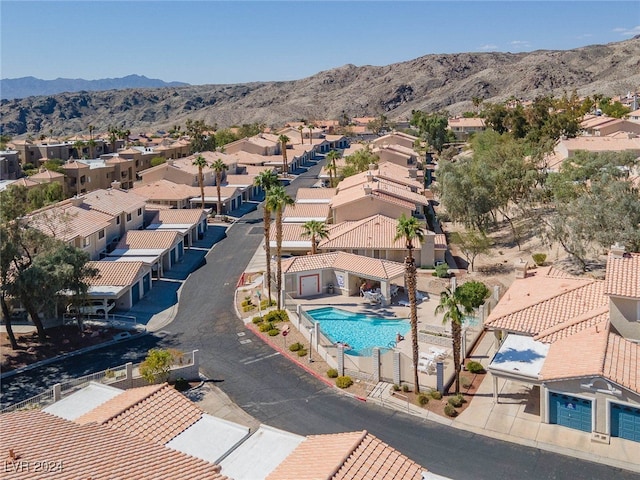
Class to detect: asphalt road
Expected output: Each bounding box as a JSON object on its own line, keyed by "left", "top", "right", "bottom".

{"left": 2, "top": 157, "right": 637, "bottom": 480}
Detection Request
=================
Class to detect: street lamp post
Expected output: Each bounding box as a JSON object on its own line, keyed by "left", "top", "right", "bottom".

{"left": 308, "top": 326, "right": 314, "bottom": 363}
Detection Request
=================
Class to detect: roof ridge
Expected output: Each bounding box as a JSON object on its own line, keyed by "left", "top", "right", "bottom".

{"left": 326, "top": 430, "right": 368, "bottom": 479}
{"left": 99, "top": 383, "right": 167, "bottom": 424}
{"left": 534, "top": 304, "right": 609, "bottom": 342}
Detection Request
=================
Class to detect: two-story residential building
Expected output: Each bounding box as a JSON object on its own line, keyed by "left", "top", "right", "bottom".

{"left": 0, "top": 149, "right": 22, "bottom": 180}
{"left": 447, "top": 117, "right": 486, "bottom": 141}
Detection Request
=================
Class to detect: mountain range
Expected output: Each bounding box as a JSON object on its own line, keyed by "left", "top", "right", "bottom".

{"left": 0, "top": 74, "right": 188, "bottom": 101}
{"left": 1, "top": 37, "right": 639, "bottom": 137}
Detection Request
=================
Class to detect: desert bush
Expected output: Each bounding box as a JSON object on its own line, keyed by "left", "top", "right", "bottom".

{"left": 327, "top": 368, "right": 339, "bottom": 378}
{"left": 435, "top": 264, "right": 449, "bottom": 278}
{"left": 444, "top": 404, "right": 458, "bottom": 417}
{"left": 243, "top": 304, "right": 255, "bottom": 312}
{"left": 264, "top": 309, "right": 289, "bottom": 323}
{"left": 448, "top": 396, "right": 463, "bottom": 408}
{"left": 139, "top": 349, "right": 174, "bottom": 383}
{"left": 289, "top": 342, "right": 303, "bottom": 352}
{"left": 461, "top": 375, "right": 472, "bottom": 389}
{"left": 532, "top": 253, "right": 547, "bottom": 266}
{"left": 259, "top": 322, "right": 274, "bottom": 332}
{"left": 241, "top": 299, "right": 252, "bottom": 307}
{"left": 173, "top": 377, "right": 189, "bottom": 391}
{"left": 297, "top": 349, "right": 308, "bottom": 357}
{"left": 252, "top": 316, "right": 263, "bottom": 324}
{"left": 466, "top": 360, "right": 486, "bottom": 374}
{"left": 267, "top": 328, "right": 280, "bottom": 336}
{"left": 430, "top": 390, "right": 442, "bottom": 400}
{"left": 417, "top": 393, "right": 430, "bottom": 406}
{"left": 104, "top": 368, "right": 115, "bottom": 379}
{"left": 392, "top": 384, "right": 401, "bottom": 392}
{"left": 336, "top": 376, "right": 354, "bottom": 389}
{"left": 401, "top": 384, "right": 410, "bottom": 393}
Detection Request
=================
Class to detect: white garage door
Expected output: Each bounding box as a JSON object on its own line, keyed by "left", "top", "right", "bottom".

{"left": 300, "top": 275, "right": 319, "bottom": 297}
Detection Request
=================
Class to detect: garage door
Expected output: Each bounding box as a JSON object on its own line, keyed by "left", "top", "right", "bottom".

{"left": 549, "top": 392, "right": 592, "bottom": 432}
{"left": 611, "top": 403, "right": 640, "bottom": 442}
{"left": 131, "top": 283, "right": 140, "bottom": 305}
{"left": 299, "top": 275, "right": 319, "bottom": 297}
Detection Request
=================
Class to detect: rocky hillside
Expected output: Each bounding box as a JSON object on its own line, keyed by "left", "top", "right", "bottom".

{"left": 2, "top": 37, "right": 638, "bottom": 136}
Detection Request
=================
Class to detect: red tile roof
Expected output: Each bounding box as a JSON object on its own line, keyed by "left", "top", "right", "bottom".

{"left": 87, "top": 261, "right": 147, "bottom": 286}
{"left": 604, "top": 333, "right": 640, "bottom": 392}
{"left": 117, "top": 230, "right": 181, "bottom": 250}
{"left": 282, "top": 252, "right": 405, "bottom": 280}
{"left": 604, "top": 252, "right": 640, "bottom": 298}
{"left": 1, "top": 410, "right": 227, "bottom": 480}
{"left": 267, "top": 431, "right": 425, "bottom": 480}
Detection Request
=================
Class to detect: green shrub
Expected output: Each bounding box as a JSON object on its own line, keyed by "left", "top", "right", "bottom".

{"left": 461, "top": 375, "right": 472, "bottom": 389}
{"left": 417, "top": 393, "right": 430, "bottom": 406}
{"left": 327, "top": 368, "right": 338, "bottom": 378}
{"left": 297, "top": 349, "right": 308, "bottom": 357}
{"left": 457, "top": 281, "right": 490, "bottom": 308}
{"left": 241, "top": 299, "right": 252, "bottom": 307}
{"left": 259, "top": 322, "right": 274, "bottom": 332}
{"left": 336, "top": 376, "right": 353, "bottom": 389}
{"left": 430, "top": 390, "right": 442, "bottom": 400}
{"left": 456, "top": 394, "right": 467, "bottom": 404}
{"left": 264, "top": 309, "right": 289, "bottom": 323}
{"left": 444, "top": 404, "right": 458, "bottom": 417}
{"left": 267, "top": 328, "right": 280, "bottom": 336}
{"left": 243, "top": 305, "right": 255, "bottom": 312}
{"left": 173, "top": 377, "right": 189, "bottom": 392}
{"left": 252, "top": 316, "right": 264, "bottom": 324}
{"left": 104, "top": 368, "right": 115, "bottom": 379}
{"left": 448, "top": 396, "right": 463, "bottom": 408}
{"left": 532, "top": 253, "right": 547, "bottom": 266}
{"left": 289, "top": 342, "right": 303, "bottom": 352}
{"left": 139, "top": 349, "right": 175, "bottom": 384}
{"left": 260, "top": 299, "right": 271, "bottom": 309}
{"left": 466, "top": 360, "right": 485, "bottom": 374}
{"left": 392, "top": 384, "right": 401, "bottom": 392}
{"left": 435, "top": 264, "right": 449, "bottom": 278}
{"left": 401, "top": 384, "right": 410, "bottom": 393}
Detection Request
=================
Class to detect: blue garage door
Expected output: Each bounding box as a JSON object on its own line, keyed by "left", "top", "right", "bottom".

{"left": 131, "top": 283, "right": 140, "bottom": 305}
{"left": 611, "top": 403, "right": 640, "bottom": 442}
{"left": 143, "top": 273, "right": 151, "bottom": 295}
{"left": 549, "top": 392, "right": 592, "bottom": 432}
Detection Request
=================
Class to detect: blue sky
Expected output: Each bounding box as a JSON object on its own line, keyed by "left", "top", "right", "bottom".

{"left": 2, "top": 1, "right": 639, "bottom": 85}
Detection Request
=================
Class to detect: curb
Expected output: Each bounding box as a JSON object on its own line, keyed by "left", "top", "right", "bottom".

{"left": 0, "top": 330, "right": 148, "bottom": 381}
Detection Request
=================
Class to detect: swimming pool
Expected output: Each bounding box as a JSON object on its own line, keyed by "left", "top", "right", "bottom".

{"left": 306, "top": 307, "right": 410, "bottom": 357}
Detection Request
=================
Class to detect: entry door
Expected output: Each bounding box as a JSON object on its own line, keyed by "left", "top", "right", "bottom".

{"left": 611, "top": 403, "right": 640, "bottom": 442}
{"left": 143, "top": 273, "right": 151, "bottom": 295}
{"left": 549, "top": 392, "right": 592, "bottom": 432}
{"left": 131, "top": 283, "right": 140, "bottom": 305}
{"left": 300, "top": 275, "right": 319, "bottom": 296}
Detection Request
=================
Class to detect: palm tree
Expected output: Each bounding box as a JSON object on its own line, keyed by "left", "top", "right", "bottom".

{"left": 73, "top": 140, "right": 86, "bottom": 159}
{"left": 107, "top": 126, "right": 119, "bottom": 153}
{"left": 266, "top": 185, "right": 294, "bottom": 309}
{"left": 308, "top": 124, "right": 315, "bottom": 144}
{"left": 301, "top": 220, "right": 329, "bottom": 255}
{"left": 192, "top": 155, "right": 209, "bottom": 209}
{"left": 297, "top": 125, "right": 304, "bottom": 144}
{"left": 88, "top": 125, "right": 95, "bottom": 158}
{"left": 394, "top": 213, "right": 425, "bottom": 393}
{"left": 254, "top": 170, "right": 280, "bottom": 303}
{"left": 435, "top": 287, "right": 474, "bottom": 395}
{"left": 210, "top": 158, "right": 229, "bottom": 216}
{"left": 326, "top": 150, "right": 341, "bottom": 188}
{"left": 278, "top": 134, "right": 290, "bottom": 175}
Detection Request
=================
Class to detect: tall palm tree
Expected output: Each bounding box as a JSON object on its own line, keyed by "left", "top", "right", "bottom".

{"left": 435, "top": 287, "right": 474, "bottom": 395}
{"left": 278, "top": 134, "right": 290, "bottom": 175}
{"left": 88, "top": 125, "right": 95, "bottom": 158}
{"left": 210, "top": 158, "right": 229, "bottom": 216}
{"left": 301, "top": 220, "right": 329, "bottom": 255}
{"left": 297, "top": 125, "right": 304, "bottom": 145}
{"left": 395, "top": 213, "right": 425, "bottom": 393}
{"left": 192, "top": 155, "right": 209, "bottom": 209}
{"left": 308, "top": 124, "right": 315, "bottom": 144}
{"left": 266, "top": 185, "right": 294, "bottom": 309}
{"left": 73, "top": 140, "right": 86, "bottom": 159}
{"left": 326, "top": 150, "right": 341, "bottom": 188}
{"left": 254, "top": 170, "right": 280, "bottom": 303}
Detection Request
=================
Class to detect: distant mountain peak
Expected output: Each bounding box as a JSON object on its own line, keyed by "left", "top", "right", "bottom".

{"left": 0, "top": 75, "right": 189, "bottom": 100}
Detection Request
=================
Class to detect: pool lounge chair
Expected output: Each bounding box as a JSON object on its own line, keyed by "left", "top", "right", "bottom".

{"left": 363, "top": 291, "right": 383, "bottom": 304}
{"left": 417, "top": 358, "right": 435, "bottom": 374}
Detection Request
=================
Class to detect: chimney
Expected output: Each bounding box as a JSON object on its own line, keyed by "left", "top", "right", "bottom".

{"left": 368, "top": 163, "right": 376, "bottom": 171}
{"left": 366, "top": 171, "right": 373, "bottom": 183}
{"left": 111, "top": 180, "right": 122, "bottom": 190}
{"left": 408, "top": 167, "right": 417, "bottom": 178}
{"left": 514, "top": 258, "right": 528, "bottom": 279}
{"left": 610, "top": 242, "right": 626, "bottom": 259}
{"left": 363, "top": 184, "right": 372, "bottom": 195}
{"left": 71, "top": 196, "right": 83, "bottom": 207}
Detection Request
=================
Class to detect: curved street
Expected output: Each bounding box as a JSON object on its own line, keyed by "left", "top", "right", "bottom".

{"left": 2, "top": 159, "right": 637, "bottom": 480}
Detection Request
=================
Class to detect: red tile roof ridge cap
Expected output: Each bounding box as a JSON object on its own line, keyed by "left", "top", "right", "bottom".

{"left": 326, "top": 430, "right": 368, "bottom": 479}
{"left": 101, "top": 383, "right": 168, "bottom": 423}
{"left": 533, "top": 304, "right": 609, "bottom": 343}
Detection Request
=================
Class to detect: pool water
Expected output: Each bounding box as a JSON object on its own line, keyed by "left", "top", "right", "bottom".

{"left": 306, "top": 307, "right": 410, "bottom": 356}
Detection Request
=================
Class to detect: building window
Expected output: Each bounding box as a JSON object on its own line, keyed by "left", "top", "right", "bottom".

{"left": 126, "top": 213, "right": 132, "bottom": 222}
{"left": 83, "top": 236, "right": 91, "bottom": 247}
{"left": 137, "top": 208, "right": 142, "bottom": 216}
{"left": 98, "top": 229, "right": 105, "bottom": 239}
{"left": 116, "top": 217, "right": 121, "bottom": 225}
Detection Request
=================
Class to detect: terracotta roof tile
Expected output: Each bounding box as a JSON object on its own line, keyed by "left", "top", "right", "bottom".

{"left": 87, "top": 261, "right": 147, "bottom": 286}
{"left": 28, "top": 203, "right": 112, "bottom": 241}
{"left": 283, "top": 203, "right": 330, "bottom": 221}
{"left": 153, "top": 208, "right": 207, "bottom": 225}
{"left": 133, "top": 179, "right": 198, "bottom": 201}
{"left": 534, "top": 307, "right": 609, "bottom": 343}
{"left": 282, "top": 252, "right": 405, "bottom": 280}
{"left": 80, "top": 188, "right": 147, "bottom": 216}
{"left": 1, "top": 410, "right": 227, "bottom": 479}
{"left": 117, "top": 230, "right": 180, "bottom": 250}
{"left": 604, "top": 252, "right": 640, "bottom": 298}
{"left": 267, "top": 431, "right": 425, "bottom": 480}
{"left": 103, "top": 384, "right": 203, "bottom": 444}
{"left": 604, "top": 333, "right": 640, "bottom": 392}
{"left": 295, "top": 187, "right": 337, "bottom": 200}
